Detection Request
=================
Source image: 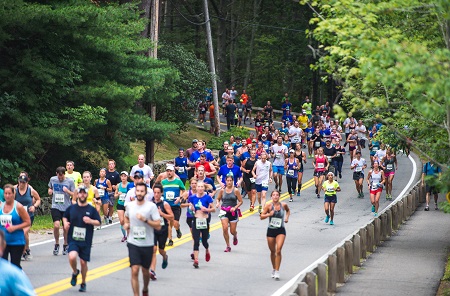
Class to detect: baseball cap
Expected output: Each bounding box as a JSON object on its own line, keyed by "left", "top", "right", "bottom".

{"left": 166, "top": 164, "right": 175, "bottom": 171}
{"left": 18, "top": 175, "right": 28, "bottom": 183}
{"left": 261, "top": 134, "right": 267, "bottom": 138}
{"left": 120, "top": 171, "right": 129, "bottom": 176}
{"left": 134, "top": 170, "right": 144, "bottom": 178}
{"left": 192, "top": 139, "right": 198, "bottom": 143}
{"left": 252, "top": 139, "right": 257, "bottom": 143}
{"left": 326, "top": 138, "right": 331, "bottom": 142}
{"left": 289, "top": 149, "right": 295, "bottom": 153}
{"left": 78, "top": 185, "right": 88, "bottom": 193}
{"left": 355, "top": 150, "right": 361, "bottom": 154}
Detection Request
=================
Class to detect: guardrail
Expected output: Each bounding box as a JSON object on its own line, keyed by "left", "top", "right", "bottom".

{"left": 280, "top": 180, "right": 424, "bottom": 296}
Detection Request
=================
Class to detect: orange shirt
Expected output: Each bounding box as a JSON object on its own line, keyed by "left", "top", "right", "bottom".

{"left": 209, "top": 104, "right": 214, "bottom": 118}
{"left": 240, "top": 94, "right": 248, "bottom": 105}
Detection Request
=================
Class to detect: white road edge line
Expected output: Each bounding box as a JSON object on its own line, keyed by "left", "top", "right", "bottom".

{"left": 271, "top": 153, "right": 418, "bottom": 296}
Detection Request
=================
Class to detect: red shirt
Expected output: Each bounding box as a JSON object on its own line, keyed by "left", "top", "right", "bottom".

{"left": 195, "top": 161, "right": 213, "bottom": 174}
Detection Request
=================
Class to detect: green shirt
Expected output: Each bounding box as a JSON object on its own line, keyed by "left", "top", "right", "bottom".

{"left": 161, "top": 178, "right": 186, "bottom": 207}
{"left": 322, "top": 180, "right": 339, "bottom": 196}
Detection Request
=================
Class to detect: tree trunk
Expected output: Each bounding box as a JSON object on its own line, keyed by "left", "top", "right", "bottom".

{"left": 243, "top": 0, "right": 261, "bottom": 90}
{"left": 214, "top": 0, "right": 229, "bottom": 93}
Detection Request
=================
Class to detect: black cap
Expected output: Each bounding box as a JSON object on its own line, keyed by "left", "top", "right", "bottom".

{"left": 78, "top": 185, "right": 88, "bottom": 193}
{"left": 18, "top": 175, "right": 28, "bottom": 183}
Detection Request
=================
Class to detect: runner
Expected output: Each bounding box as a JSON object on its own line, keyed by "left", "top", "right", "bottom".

{"left": 185, "top": 140, "right": 198, "bottom": 181}
{"left": 346, "top": 129, "right": 359, "bottom": 162}
{"left": 94, "top": 168, "right": 113, "bottom": 225}
{"left": 252, "top": 152, "right": 273, "bottom": 213}
{"left": 236, "top": 98, "right": 244, "bottom": 127}
{"left": 124, "top": 182, "right": 161, "bottom": 296}
{"left": 15, "top": 172, "right": 41, "bottom": 261}
{"left": 217, "top": 155, "right": 243, "bottom": 188}
{"left": 288, "top": 121, "right": 303, "bottom": 150}
{"left": 304, "top": 121, "right": 315, "bottom": 158}
{"left": 241, "top": 149, "right": 257, "bottom": 211}
{"left": 313, "top": 147, "right": 329, "bottom": 198}
{"left": 260, "top": 190, "right": 290, "bottom": 280}
{"left": 174, "top": 148, "right": 190, "bottom": 185}
{"left": 285, "top": 149, "right": 300, "bottom": 202}
{"left": 150, "top": 183, "right": 174, "bottom": 280}
{"left": 254, "top": 112, "right": 263, "bottom": 135}
{"left": 216, "top": 175, "right": 243, "bottom": 252}
{"left": 323, "top": 139, "right": 337, "bottom": 177}
{"left": 310, "top": 128, "right": 323, "bottom": 156}
{"left": 65, "top": 161, "right": 83, "bottom": 188}
{"left": 105, "top": 159, "right": 120, "bottom": 225}
{"left": 264, "top": 101, "right": 274, "bottom": 119}
{"left": 302, "top": 97, "right": 312, "bottom": 119}
{"left": 161, "top": 164, "right": 186, "bottom": 247}
{"left": 374, "top": 143, "right": 387, "bottom": 165}
{"left": 355, "top": 120, "right": 368, "bottom": 148}
{"left": 130, "top": 154, "right": 154, "bottom": 186}
{"left": 48, "top": 166, "right": 75, "bottom": 256}
{"left": 322, "top": 172, "right": 341, "bottom": 225}
{"left": 271, "top": 136, "right": 289, "bottom": 191}
{"left": 188, "top": 181, "right": 215, "bottom": 268}
{"left": 244, "top": 95, "right": 253, "bottom": 124}
{"left": 333, "top": 141, "right": 346, "bottom": 179}
{"left": 369, "top": 136, "right": 381, "bottom": 167}
{"left": 114, "top": 171, "right": 130, "bottom": 242}
{"left": 294, "top": 143, "right": 307, "bottom": 196}
{"left": 64, "top": 185, "right": 101, "bottom": 292}
{"left": 124, "top": 171, "right": 154, "bottom": 207}
{"left": 0, "top": 184, "right": 30, "bottom": 269}
{"left": 366, "top": 161, "right": 385, "bottom": 216}
{"left": 351, "top": 151, "right": 367, "bottom": 198}
{"left": 381, "top": 150, "right": 397, "bottom": 200}
{"left": 79, "top": 171, "right": 99, "bottom": 208}
{"left": 422, "top": 161, "right": 442, "bottom": 211}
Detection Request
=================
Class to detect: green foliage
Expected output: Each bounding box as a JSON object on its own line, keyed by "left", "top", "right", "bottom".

{"left": 207, "top": 127, "right": 250, "bottom": 150}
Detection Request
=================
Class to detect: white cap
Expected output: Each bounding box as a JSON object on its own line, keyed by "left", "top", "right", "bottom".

{"left": 120, "top": 171, "right": 129, "bottom": 176}
{"left": 289, "top": 149, "right": 295, "bottom": 153}
{"left": 166, "top": 164, "right": 175, "bottom": 171}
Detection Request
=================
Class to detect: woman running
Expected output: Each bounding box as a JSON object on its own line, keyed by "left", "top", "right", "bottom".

{"left": 180, "top": 177, "right": 198, "bottom": 261}
{"left": 260, "top": 190, "right": 290, "bottom": 280}
{"left": 381, "top": 150, "right": 397, "bottom": 200}
{"left": 322, "top": 172, "right": 341, "bottom": 225}
{"left": 216, "top": 175, "right": 243, "bottom": 252}
{"left": 369, "top": 137, "right": 380, "bottom": 167}
{"left": 304, "top": 121, "right": 315, "bottom": 158}
{"left": 367, "top": 161, "right": 385, "bottom": 216}
{"left": 294, "top": 143, "right": 307, "bottom": 196}
{"left": 114, "top": 171, "right": 130, "bottom": 242}
{"left": 188, "top": 181, "right": 215, "bottom": 268}
{"left": 313, "top": 147, "right": 329, "bottom": 198}
{"left": 94, "top": 168, "right": 112, "bottom": 225}
{"left": 346, "top": 129, "right": 359, "bottom": 162}
{"left": 351, "top": 150, "right": 367, "bottom": 198}
{"left": 333, "top": 141, "right": 345, "bottom": 179}
{"left": 285, "top": 149, "right": 300, "bottom": 202}
{"left": 374, "top": 143, "right": 387, "bottom": 164}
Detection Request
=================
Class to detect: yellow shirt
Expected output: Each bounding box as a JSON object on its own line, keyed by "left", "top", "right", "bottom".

{"left": 65, "top": 171, "right": 83, "bottom": 187}
{"left": 86, "top": 185, "right": 96, "bottom": 205}
{"left": 298, "top": 115, "right": 308, "bottom": 129}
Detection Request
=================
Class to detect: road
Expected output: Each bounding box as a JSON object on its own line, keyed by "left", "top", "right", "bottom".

{"left": 26, "top": 146, "right": 419, "bottom": 296}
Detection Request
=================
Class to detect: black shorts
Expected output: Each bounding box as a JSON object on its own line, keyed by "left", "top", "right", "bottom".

{"left": 68, "top": 242, "right": 92, "bottom": 262}
{"left": 186, "top": 217, "right": 193, "bottom": 228}
{"left": 30, "top": 215, "right": 35, "bottom": 226}
{"left": 127, "top": 243, "right": 154, "bottom": 269}
{"left": 154, "top": 230, "right": 168, "bottom": 250}
{"left": 243, "top": 176, "right": 256, "bottom": 192}
{"left": 171, "top": 206, "right": 182, "bottom": 221}
{"left": 353, "top": 172, "right": 364, "bottom": 180}
{"left": 324, "top": 194, "right": 337, "bottom": 203}
{"left": 314, "top": 171, "right": 326, "bottom": 178}
{"left": 425, "top": 184, "right": 439, "bottom": 194}
{"left": 267, "top": 227, "right": 286, "bottom": 238}
{"left": 117, "top": 204, "right": 125, "bottom": 211}
{"left": 220, "top": 210, "right": 239, "bottom": 223}
{"left": 51, "top": 208, "right": 65, "bottom": 222}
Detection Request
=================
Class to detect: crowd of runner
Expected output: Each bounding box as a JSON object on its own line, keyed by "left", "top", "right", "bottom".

{"left": 0, "top": 94, "right": 443, "bottom": 295}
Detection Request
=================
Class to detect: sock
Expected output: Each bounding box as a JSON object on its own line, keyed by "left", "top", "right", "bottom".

{"left": 120, "top": 225, "right": 126, "bottom": 237}
{"left": 298, "top": 183, "right": 302, "bottom": 192}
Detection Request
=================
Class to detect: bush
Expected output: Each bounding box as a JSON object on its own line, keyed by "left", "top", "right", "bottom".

{"left": 207, "top": 127, "right": 251, "bottom": 150}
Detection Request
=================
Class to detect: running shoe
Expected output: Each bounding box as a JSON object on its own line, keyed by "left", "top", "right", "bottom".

{"left": 79, "top": 283, "right": 86, "bottom": 292}
{"left": 233, "top": 235, "right": 238, "bottom": 245}
{"left": 167, "top": 239, "right": 174, "bottom": 246}
{"left": 21, "top": 253, "right": 27, "bottom": 261}
{"left": 324, "top": 216, "right": 330, "bottom": 223}
{"left": 271, "top": 269, "right": 276, "bottom": 278}
{"left": 224, "top": 246, "right": 231, "bottom": 252}
{"left": 424, "top": 206, "right": 429, "bottom": 211}
{"left": 176, "top": 229, "right": 182, "bottom": 239}
{"left": 63, "top": 244, "right": 69, "bottom": 255}
{"left": 297, "top": 191, "right": 300, "bottom": 196}
{"left": 162, "top": 255, "right": 168, "bottom": 269}
{"left": 150, "top": 269, "right": 157, "bottom": 280}
{"left": 70, "top": 269, "right": 79, "bottom": 286}
{"left": 361, "top": 192, "right": 365, "bottom": 198}
{"left": 142, "top": 290, "right": 149, "bottom": 296}
{"left": 249, "top": 204, "right": 254, "bottom": 212}
{"left": 371, "top": 205, "right": 375, "bottom": 213}
{"left": 339, "top": 173, "right": 342, "bottom": 179}
{"left": 374, "top": 212, "right": 378, "bottom": 217}
{"left": 289, "top": 198, "right": 293, "bottom": 202}
{"left": 258, "top": 205, "right": 262, "bottom": 213}
{"left": 274, "top": 271, "right": 280, "bottom": 280}
{"left": 315, "top": 188, "right": 318, "bottom": 195}
{"left": 330, "top": 220, "right": 334, "bottom": 225}
{"left": 190, "top": 253, "right": 194, "bottom": 260}
{"left": 205, "top": 251, "right": 211, "bottom": 262}
{"left": 193, "top": 260, "right": 199, "bottom": 268}
{"left": 53, "top": 244, "right": 60, "bottom": 256}
{"left": 108, "top": 217, "right": 113, "bottom": 224}
{"left": 26, "top": 249, "right": 32, "bottom": 260}
{"left": 435, "top": 204, "right": 439, "bottom": 210}
{"left": 121, "top": 236, "right": 127, "bottom": 242}
{"left": 317, "top": 194, "right": 320, "bottom": 199}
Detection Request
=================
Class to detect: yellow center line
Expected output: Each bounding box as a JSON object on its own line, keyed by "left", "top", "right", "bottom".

{"left": 35, "top": 178, "right": 315, "bottom": 295}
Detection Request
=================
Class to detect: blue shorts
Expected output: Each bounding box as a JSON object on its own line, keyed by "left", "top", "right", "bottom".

{"left": 273, "top": 166, "right": 285, "bottom": 175}
{"left": 68, "top": 242, "right": 92, "bottom": 262}
{"left": 255, "top": 183, "right": 269, "bottom": 193}
{"left": 324, "top": 194, "right": 337, "bottom": 203}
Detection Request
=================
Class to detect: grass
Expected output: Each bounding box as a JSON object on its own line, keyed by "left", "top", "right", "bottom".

{"left": 31, "top": 214, "right": 54, "bottom": 231}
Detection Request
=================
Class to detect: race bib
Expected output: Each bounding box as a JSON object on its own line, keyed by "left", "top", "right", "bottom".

{"left": 238, "top": 108, "right": 243, "bottom": 113}
{"left": 287, "top": 170, "right": 294, "bottom": 176}
{"left": 133, "top": 226, "right": 146, "bottom": 240}
{"left": 55, "top": 193, "right": 65, "bottom": 203}
{"left": 166, "top": 191, "right": 175, "bottom": 201}
{"left": 119, "top": 193, "right": 126, "bottom": 201}
{"left": 372, "top": 146, "right": 379, "bottom": 151}
{"left": 72, "top": 226, "right": 86, "bottom": 241}
{"left": 315, "top": 142, "right": 321, "bottom": 147}
{"left": 98, "top": 189, "right": 105, "bottom": 197}
{"left": 293, "top": 136, "right": 300, "bottom": 142}
{"left": 250, "top": 178, "right": 255, "bottom": 183}
{"left": 269, "top": 217, "right": 282, "bottom": 228}
{"left": 308, "top": 132, "right": 312, "bottom": 138}
{"left": 178, "top": 167, "right": 185, "bottom": 173}
{"left": 317, "top": 163, "right": 325, "bottom": 169}
{"left": 264, "top": 144, "right": 268, "bottom": 151}
{"left": 0, "top": 215, "right": 12, "bottom": 226}
{"left": 160, "top": 217, "right": 165, "bottom": 226}
{"left": 196, "top": 218, "right": 207, "bottom": 229}
{"left": 371, "top": 183, "right": 379, "bottom": 190}
{"left": 355, "top": 166, "right": 362, "bottom": 172}
{"left": 218, "top": 210, "right": 227, "bottom": 218}
{"left": 327, "top": 156, "right": 332, "bottom": 162}
{"left": 276, "top": 153, "right": 281, "bottom": 158}
{"left": 387, "top": 164, "right": 393, "bottom": 170}
{"left": 327, "top": 186, "right": 335, "bottom": 192}
{"left": 262, "top": 181, "right": 269, "bottom": 188}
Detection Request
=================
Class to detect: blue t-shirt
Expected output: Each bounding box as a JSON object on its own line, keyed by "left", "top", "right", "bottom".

{"left": 218, "top": 164, "right": 242, "bottom": 185}
{"left": 174, "top": 157, "right": 189, "bottom": 179}
{"left": 0, "top": 258, "right": 36, "bottom": 295}
{"left": 64, "top": 203, "right": 101, "bottom": 246}
{"left": 282, "top": 115, "right": 293, "bottom": 125}
{"left": 220, "top": 155, "right": 241, "bottom": 167}
{"left": 423, "top": 162, "right": 441, "bottom": 177}
{"left": 189, "top": 193, "right": 214, "bottom": 212}
{"left": 279, "top": 127, "right": 289, "bottom": 135}
{"left": 262, "top": 140, "right": 271, "bottom": 153}
{"left": 281, "top": 102, "right": 292, "bottom": 115}
{"left": 0, "top": 188, "right": 4, "bottom": 202}
{"left": 304, "top": 127, "right": 315, "bottom": 139}
{"left": 233, "top": 143, "right": 243, "bottom": 154}
{"left": 240, "top": 151, "right": 250, "bottom": 162}
{"left": 189, "top": 150, "right": 214, "bottom": 163}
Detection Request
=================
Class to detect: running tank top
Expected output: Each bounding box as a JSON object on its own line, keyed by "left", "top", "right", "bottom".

{"left": 315, "top": 155, "right": 326, "bottom": 172}
{"left": 86, "top": 185, "right": 95, "bottom": 205}
{"left": 0, "top": 201, "right": 25, "bottom": 245}
{"left": 268, "top": 203, "right": 285, "bottom": 229}
{"left": 370, "top": 170, "right": 382, "bottom": 190}
{"left": 286, "top": 158, "right": 298, "bottom": 178}
{"left": 95, "top": 178, "right": 108, "bottom": 198}
{"left": 15, "top": 185, "right": 33, "bottom": 217}
{"left": 384, "top": 157, "right": 395, "bottom": 172}
{"left": 295, "top": 151, "right": 304, "bottom": 171}
{"left": 222, "top": 189, "right": 238, "bottom": 207}
{"left": 117, "top": 183, "right": 128, "bottom": 206}
{"left": 154, "top": 200, "right": 168, "bottom": 233}
{"left": 244, "top": 158, "right": 256, "bottom": 178}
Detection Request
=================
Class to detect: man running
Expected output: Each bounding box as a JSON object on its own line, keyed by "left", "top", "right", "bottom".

{"left": 64, "top": 185, "right": 101, "bottom": 292}
{"left": 217, "top": 155, "right": 243, "bottom": 189}
{"left": 105, "top": 159, "right": 120, "bottom": 225}
{"left": 351, "top": 151, "right": 367, "bottom": 198}
{"left": 252, "top": 152, "right": 273, "bottom": 213}
{"left": 270, "top": 136, "right": 289, "bottom": 191}
{"left": 65, "top": 161, "right": 83, "bottom": 188}
{"left": 422, "top": 160, "right": 442, "bottom": 211}
{"left": 130, "top": 155, "right": 154, "bottom": 186}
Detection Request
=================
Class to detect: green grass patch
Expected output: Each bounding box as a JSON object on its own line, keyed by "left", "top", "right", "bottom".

{"left": 31, "top": 214, "right": 54, "bottom": 231}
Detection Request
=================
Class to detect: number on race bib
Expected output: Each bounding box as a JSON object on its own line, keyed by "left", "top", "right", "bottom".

{"left": 327, "top": 156, "right": 332, "bottom": 162}
{"left": 355, "top": 166, "right": 362, "bottom": 172}
{"left": 55, "top": 193, "right": 65, "bottom": 203}
{"left": 0, "top": 215, "right": 12, "bottom": 226}
{"left": 269, "top": 217, "right": 282, "bottom": 228}
{"left": 264, "top": 145, "right": 268, "bottom": 151}
{"left": 373, "top": 147, "right": 379, "bottom": 151}
{"left": 387, "top": 164, "right": 393, "bottom": 170}
{"left": 196, "top": 218, "right": 207, "bottom": 229}
{"left": 160, "top": 217, "right": 165, "bottom": 226}
{"left": 317, "top": 163, "right": 325, "bottom": 169}
{"left": 98, "top": 189, "right": 105, "bottom": 197}
{"left": 287, "top": 170, "right": 294, "bottom": 176}
{"left": 293, "top": 136, "right": 300, "bottom": 143}
{"left": 262, "top": 181, "right": 269, "bottom": 188}
{"left": 133, "top": 226, "right": 146, "bottom": 240}
{"left": 119, "top": 193, "right": 126, "bottom": 201}
{"left": 178, "top": 167, "right": 185, "bottom": 173}
{"left": 315, "top": 142, "right": 321, "bottom": 147}
{"left": 166, "top": 191, "right": 175, "bottom": 201}
{"left": 72, "top": 226, "right": 86, "bottom": 241}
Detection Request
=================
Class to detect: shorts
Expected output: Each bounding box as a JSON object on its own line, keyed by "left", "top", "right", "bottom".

{"left": 243, "top": 176, "right": 256, "bottom": 192}
{"left": 209, "top": 117, "right": 215, "bottom": 127}
{"left": 384, "top": 171, "right": 395, "bottom": 177}
{"left": 220, "top": 210, "right": 239, "bottom": 223}
{"left": 154, "top": 230, "right": 168, "bottom": 250}
{"left": 324, "top": 194, "right": 337, "bottom": 203}
{"left": 100, "top": 194, "right": 110, "bottom": 205}
{"left": 51, "top": 208, "right": 65, "bottom": 222}
{"left": 314, "top": 171, "right": 326, "bottom": 178}
{"left": 370, "top": 187, "right": 383, "bottom": 195}
{"left": 117, "top": 204, "right": 125, "bottom": 211}
{"left": 171, "top": 206, "right": 182, "bottom": 221}
{"left": 127, "top": 243, "right": 154, "bottom": 269}
{"left": 353, "top": 172, "right": 364, "bottom": 180}
{"left": 68, "top": 242, "right": 92, "bottom": 262}
{"left": 349, "top": 146, "right": 357, "bottom": 152}
{"left": 267, "top": 227, "right": 286, "bottom": 238}
{"left": 255, "top": 183, "right": 269, "bottom": 193}
{"left": 273, "top": 165, "right": 285, "bottom": 175}
{"left": 425, "top": 184, "right": 439, "bottom": 195}
{"left": 186, "top": 217, "right": 193, "bottom": 228}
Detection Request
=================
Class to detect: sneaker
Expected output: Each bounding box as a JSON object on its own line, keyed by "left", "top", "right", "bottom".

{"left": 190, "top": 253, "right": 194, "bottom": 260}
{"left": 176, "top": 229, "right": 182, "bottom": 239}
{"left": 374, "top": 212, "right": 378, "bottom": 217}
{"left": 21, "top": 253, "right": 27, "bottom": 261}
{"left": 224, "top": 246, "right": 231, "bottom": 252}
{"left": 71, "top": 269, "right": 80, "bottom": 286}
{"left": 289, "top": 198, "right": 293, "bottom": 202}
{"left": 317, "top": 194, "right": 320, "bottom": 199}
{"left": 167, "top": 239, "right": 174, "bottom": 246}
{"left": 162, "top": 255, "right": 168, "bottom": 269}
{"left": 233, "top": 235, "right": 238, "bottom": 246}
{"left": 205, "top": 251, "right": 211, "bottom": 262}
{"left": 371, "top": 205, "right": 375, "bottom": 212}
{"left": 271, "top": 269, "right": 276, "bottom": 278}
{"left": 193, "top": 260, "right": 199, "bottom": 268}
{"left": 297, "top": 191, "right": 300, "bottom": 196}
{"left": 258, "top": 205, "right": 262, "bottom": 213}
{"left": 274, "top": 270, "right": 280, "bottom": 280}
{"left": 424, "top": 206, "right": 430, "bottom": 211}
{"left": 249, "top": 204, "right": 254, "bottom": 212}
{"left": 142, "top": 290, "right": 149, "bottom": 296}
{"left": 121, "top": 236, "right": 127, "bottom": 242}
{"left": 79, "top": 283, "right": 86, "bottom": 292}
{"left": 315, "top": 188, "right": 318, "bottom": 194}
{"left": 361, "top": 192, "right": 365, "bottom": 198}
{"left": 330, "top": 220, "right": 334, "bottom": 225}
{"left": 63, "top": 244, "right": 69, "bottom": 255}
{"left": 435, "top": 204, "right": 439, "bottom": 210}
{"left": 339, "top": 173, "right": 342, "bottom": 179}
{"left": 53, "top": 244, "right": 60, "bottom": 256}
{"left": 324, "top": 216, "right": 330, "bottom": 223}
{"left": 149, "top": 269, "right": 157, "bottom": 281}
{"left": 108, "top": 218, "right": 113, "bottom": 224}
{"left": 26, "top": 249, "right": 32, "bottom": 260}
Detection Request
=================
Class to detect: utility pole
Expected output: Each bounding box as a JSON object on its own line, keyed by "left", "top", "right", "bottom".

{"left": 146, "top": 0, "right": 159, "bottom": 164}
{"left": 203, "top": 0, "right": 220, "bottom": 136}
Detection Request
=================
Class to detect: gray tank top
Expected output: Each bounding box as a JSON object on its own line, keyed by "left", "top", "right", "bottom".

{"left": 222, "top": 189, "right": 238, "bottom": 207}
{"left": 268, "top": 203, "right": 285, "bottom": 229}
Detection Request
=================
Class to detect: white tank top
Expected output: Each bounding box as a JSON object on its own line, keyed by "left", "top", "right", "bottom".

{"left": 370, "top": 170, "right": 382, "bottom": 190}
